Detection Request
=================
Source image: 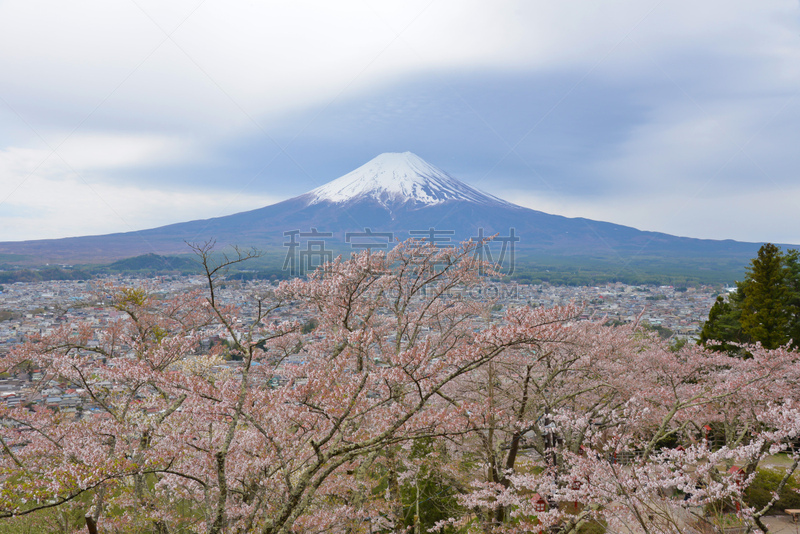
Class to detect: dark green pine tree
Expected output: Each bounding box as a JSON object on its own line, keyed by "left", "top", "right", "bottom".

{"left": 698, "top": 290, "right": 748, "bottom": 353}
{"left": 739, "top": 243, "right": 790, "bottom": 350}
{"left": 700, "top": 244, "right": 800, "bottom": 353}
{"left": 783, "top": 249, "right": 800, "bottom": 347}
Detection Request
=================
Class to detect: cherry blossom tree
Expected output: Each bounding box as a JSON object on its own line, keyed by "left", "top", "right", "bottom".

{"left": 0, "top": 239, "right": 584, "bottom": 533}
{"left": 456, "top": 335, "right": 800, "bottom": 534}
{"left": 1, "top": 238, "right": 799, "bottom": 534}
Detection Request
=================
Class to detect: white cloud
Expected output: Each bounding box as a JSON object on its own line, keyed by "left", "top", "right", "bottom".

{"left": 2, "top": 1, "right": 795, "bottom": 127}
{"left": 584, "top": 92, "right": 800, "bottom": 203}
{"left": 502, "top": 185, "right": 800, "bottom": 245}
{"left": 0, "top": 144, "right": 280, "bottom": 241}
{"left": 55, "top": 133, "right": 191, "bottom": 170}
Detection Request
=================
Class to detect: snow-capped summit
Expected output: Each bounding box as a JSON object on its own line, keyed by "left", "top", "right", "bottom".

{"left": 305, "top": 152, "right": 511, "bottom": 208}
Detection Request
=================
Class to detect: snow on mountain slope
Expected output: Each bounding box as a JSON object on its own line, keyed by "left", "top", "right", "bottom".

{"left": 306, "top": 152, "right": 512, "bottom": 208}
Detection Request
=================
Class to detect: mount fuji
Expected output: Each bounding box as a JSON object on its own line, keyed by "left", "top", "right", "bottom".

{"left": 0, "top": 152, "right": 770, "bottom": 265}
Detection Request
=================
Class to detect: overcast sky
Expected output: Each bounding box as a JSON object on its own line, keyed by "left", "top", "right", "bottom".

{"left": 1, "top": 0, "right": 799, "bottom": 245}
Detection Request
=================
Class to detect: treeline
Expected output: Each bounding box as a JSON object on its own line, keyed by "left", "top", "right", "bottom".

{"left": 511, "top": 269, "right": 689, "bottom": 286}
{"left": 510, "top": 265, "right": 737, "bottom": 286}
{"left": 0, "top": 255, "right": 202, "bottom": 284}
{"left": 0, "top": 250, "right": 751, "bottom": 287}
{"left": 0, "top": 267, "right": 91, "bottom": 284}
{"left": 102, "top": 253, "right": 201, "bottom": 273}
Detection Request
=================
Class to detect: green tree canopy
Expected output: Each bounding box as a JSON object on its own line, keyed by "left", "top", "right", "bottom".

{"left": 700, "top": 243, "right": 800, "bottom": 352}
{"left": 740, "top": 243, "right": 789, "bottom": 349}
{"left": 699, "top": 291, "right": 748, "bottom": 352}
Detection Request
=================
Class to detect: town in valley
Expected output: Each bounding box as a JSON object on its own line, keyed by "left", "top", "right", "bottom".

{"left": 0, "top": 274, "right": 724, "bottom": 413}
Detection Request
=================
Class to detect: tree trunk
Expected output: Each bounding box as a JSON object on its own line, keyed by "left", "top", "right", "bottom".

{"left": 386, "top": 447, "right": 405, "bottom": 529}
{"left": 84, "top": 514, "right": 98, "bottom": 534}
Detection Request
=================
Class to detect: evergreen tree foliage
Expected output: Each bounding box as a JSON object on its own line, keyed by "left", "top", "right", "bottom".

{"left": 784, "top": 249, "right": 800, "bottom": 346}
{"left": 699, "top": 291, "right": 748, "bottom": 353}
{"left": 740, "top": 243, "right": 789, "bottom": 349}
{"left": 700, "top": 243, "right": 800, "bottom": 352}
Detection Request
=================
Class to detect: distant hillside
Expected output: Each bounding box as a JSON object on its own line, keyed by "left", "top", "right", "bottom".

{"left": 104, "top": 254, "right": 201, "bottom": 273}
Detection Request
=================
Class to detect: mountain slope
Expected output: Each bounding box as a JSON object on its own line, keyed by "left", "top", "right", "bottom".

{"left": 0, "top": 152, "right": 778, "bottom": 265}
